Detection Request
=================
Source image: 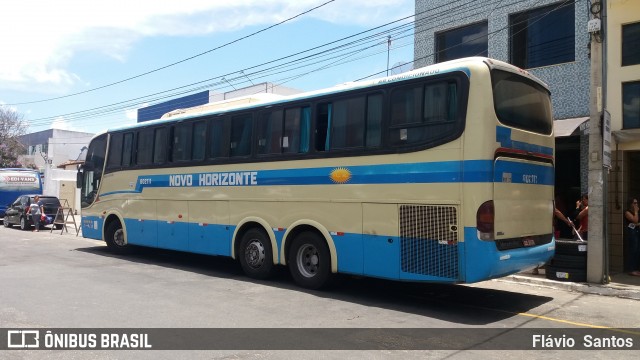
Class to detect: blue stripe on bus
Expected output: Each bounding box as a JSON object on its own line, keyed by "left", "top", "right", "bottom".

{"left": 82, "top": 218, "right": 554, "bottom": 283}
{"left": 98, "top": 159, "right": 552, "bottom": 197}
{"left": 496, "top": 126, "right": 553, "bottom": 156}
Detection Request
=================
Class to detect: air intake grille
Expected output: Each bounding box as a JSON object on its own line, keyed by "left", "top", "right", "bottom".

{"left": 400, "top": 205, "right": 459, "bottom": 279}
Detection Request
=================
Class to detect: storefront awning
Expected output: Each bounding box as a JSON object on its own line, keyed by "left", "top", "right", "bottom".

{"left": 613, "top": 129, "right": 640, "bottom": 143}
{"left": 554, "top": 117, "right": 589, "bottom": 137}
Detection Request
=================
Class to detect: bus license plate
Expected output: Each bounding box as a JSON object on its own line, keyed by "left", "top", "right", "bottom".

{"left": 522, "top": 238, "right": 535, "bottom": 247}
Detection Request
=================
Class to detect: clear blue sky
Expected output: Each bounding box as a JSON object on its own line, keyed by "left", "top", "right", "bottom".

{"left": 0, "top": 0, "right": 414, "bottom": 135}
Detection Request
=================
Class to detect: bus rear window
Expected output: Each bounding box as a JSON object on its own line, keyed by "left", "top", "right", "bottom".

{"left": 492, "top": 70, "right": 552, "bottom": 135}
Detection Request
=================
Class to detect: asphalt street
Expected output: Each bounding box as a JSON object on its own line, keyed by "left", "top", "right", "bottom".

{"left": 1, "top": 224, "right": 639, "bottom": 359}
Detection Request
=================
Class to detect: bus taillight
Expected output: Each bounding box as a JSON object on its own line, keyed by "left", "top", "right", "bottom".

{"left": 477, "top": 200, "right": 495, "bottom": 241}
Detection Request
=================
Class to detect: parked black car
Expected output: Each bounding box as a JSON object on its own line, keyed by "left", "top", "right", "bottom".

{"left": 3, "top": 195, "right": 64, "bottom": 230}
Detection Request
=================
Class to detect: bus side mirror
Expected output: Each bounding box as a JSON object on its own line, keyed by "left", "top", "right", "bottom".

{"left": 76, "top": 171, "right": 83, "bottom": 189}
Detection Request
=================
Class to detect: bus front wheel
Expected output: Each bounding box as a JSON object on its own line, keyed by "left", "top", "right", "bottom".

{"left": 288, "top": 231, "right": 332, "bottom": 289}
{"left": 238, "top": 228, "right": 274, "bottom": 280}
{"left": 105, "top": 220, "right": 130, "bottom": 254}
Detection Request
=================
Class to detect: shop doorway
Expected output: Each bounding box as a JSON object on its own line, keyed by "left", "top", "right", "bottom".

{"left": 624, "top": 152, "right": 640, "bottom": 271}
{"left": 555, "top": 136, "right": 581, "bottom": 238}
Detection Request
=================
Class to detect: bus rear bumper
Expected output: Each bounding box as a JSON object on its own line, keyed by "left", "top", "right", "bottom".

{"left": 461, "top": 228, "right": 555, "bottom": 283}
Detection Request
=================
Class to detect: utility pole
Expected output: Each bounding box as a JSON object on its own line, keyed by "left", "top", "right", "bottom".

{"left": 386, "top": 36, "right": 391, "bottom": 77}
{"left": 587, "top": 0, "right": 606, "bottom": 283}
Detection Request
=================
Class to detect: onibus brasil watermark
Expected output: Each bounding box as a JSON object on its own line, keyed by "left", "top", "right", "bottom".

{"left": 7, "top": 330, "right": 151, "bottom": 350}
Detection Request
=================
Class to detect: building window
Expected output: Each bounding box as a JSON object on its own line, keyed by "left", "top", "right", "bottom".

{"left": 435, "top": 21, "right": 488, "bottom": 63}
{"left": 622, "top": 22, "right": 640, "bottom": 67}
{"left": 510, "top": 2, "right": 575, "bottom": 69}
{"left": 623, "top": 81, "right": 640, "bottom": 129}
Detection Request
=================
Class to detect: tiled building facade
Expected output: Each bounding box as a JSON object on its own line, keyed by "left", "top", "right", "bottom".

{"left": 415, "top": 0, "right": 590, "bottom": 120}
{"left": 414, "top": 0, "right": 640, "bottom": 274}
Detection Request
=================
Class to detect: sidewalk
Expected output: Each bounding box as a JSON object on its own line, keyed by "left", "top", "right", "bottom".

{"left": 502, "top": 268, "right": 640, "bottom": 300}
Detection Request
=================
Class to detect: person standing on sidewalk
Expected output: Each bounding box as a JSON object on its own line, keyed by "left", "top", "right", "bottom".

{"left": 624, "top": 197, "right": 640, "bottom": 276}
{"left": 574, "top": 194, "right": 589, "bottom": 240}
{"left": 29, "top": 196, "right": 44, "bottom": 232}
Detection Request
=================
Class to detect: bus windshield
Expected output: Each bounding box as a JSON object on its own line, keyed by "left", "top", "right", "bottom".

{"left": 491, "top": 69, "right": 553, "bottom": 135}
{"left": 80, "top": 134, "right": 107, "bottom": 208}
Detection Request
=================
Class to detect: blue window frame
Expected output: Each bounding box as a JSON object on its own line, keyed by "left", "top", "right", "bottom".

{"left": 436, "top": 21, "right": 488, "bottom": 63}
{"left": 623, "top": 82, "right": 640, "bottom": 129}
{"left": 510, "top": 2, "right": 575, "bottom": 69}
{"left": 622, "top": 22, "right": 640, "bottom": 67}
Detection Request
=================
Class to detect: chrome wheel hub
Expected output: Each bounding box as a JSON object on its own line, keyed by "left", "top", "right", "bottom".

{"left": 245, "top": 240, "right": 265, "bottom": 269}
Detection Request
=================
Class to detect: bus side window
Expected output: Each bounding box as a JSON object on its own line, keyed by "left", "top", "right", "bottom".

{"left": 209, "top": 118, "right": 227, "bottom": 159}
{"left": 136, "top": 129, "right": 154, "bottom": 165}
{"left": 107, "top": 133, "right": 123, "bottom": 168}
{"left": 423, "top": 82, "right": 457, "bottom": 123}
{"left": 389, "top": 81, "right": 458, "bottom": 146}
{"left": 230, "top": 114, "right": 253, "bottom": 157}
{"left": 366, "top": 94, "right": 383, "bottom": 148}
{"left": 331, "top": 97, "right": 365, "bottom": 149}
{"left": 172, "top": 123, "right": 192, "bottom": 162}
{"left": 192, "top": 121, "right": 207, "bottom": 161}
{"left": 122, "top": 132, "right": 134, "bottom": 167}
{"left": 315, "top": 103, "right": 330, "bottom": 152}
{"left": 283, "top": 106, "right": 310, "bottom": 154}
{"left": 153, "top": 128, "right": 167, "bottom": 164}
{"left": 258, "top": 110, "right": 283, "bottom": 155}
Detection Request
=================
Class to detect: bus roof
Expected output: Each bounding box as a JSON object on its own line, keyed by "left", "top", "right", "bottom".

{"left": 104, "top": 57, "right": 548, "bottom": 134}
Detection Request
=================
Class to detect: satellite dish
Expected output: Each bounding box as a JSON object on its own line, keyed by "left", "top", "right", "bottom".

{"left": 390, "top": 61, "right": 414, "bottom": 75}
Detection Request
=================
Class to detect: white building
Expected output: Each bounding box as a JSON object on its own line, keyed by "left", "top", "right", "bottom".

{"left": 18, "top": 129, "right": 94, "bottom": 213}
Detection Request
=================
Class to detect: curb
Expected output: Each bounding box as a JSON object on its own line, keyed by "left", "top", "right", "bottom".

{"left": 499, "top": 275, "right": 640, "bottom": 301}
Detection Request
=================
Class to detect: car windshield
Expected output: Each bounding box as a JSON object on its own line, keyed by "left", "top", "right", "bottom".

{"left": 37, "top": 197, "right": 61, "bottom": 207}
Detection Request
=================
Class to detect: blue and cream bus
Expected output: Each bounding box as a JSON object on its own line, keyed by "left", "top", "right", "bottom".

{"left": 77, "top": 57, "right": 555, "bottom": 289}
{"left": 0, "top": 168, "right": 43, "bottom": 219}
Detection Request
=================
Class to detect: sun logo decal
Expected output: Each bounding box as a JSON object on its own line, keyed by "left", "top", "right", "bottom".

{"left": 330, "top": 167, "right": 352, "bottom": 184}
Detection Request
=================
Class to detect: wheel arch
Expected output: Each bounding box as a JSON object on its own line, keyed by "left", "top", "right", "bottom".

{"left": 102, "top": 212, "right": 127, "bottom": 244}
{"left": 231, "top": 217, "right": 278, "bottom": 264}
{"left": 281, "top": 220, "right": 338, "bottom": 273}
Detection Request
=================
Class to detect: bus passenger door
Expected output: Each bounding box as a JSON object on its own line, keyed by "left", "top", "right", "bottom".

{"left": 157, "top": 200, "right": 189, "bottom": 251}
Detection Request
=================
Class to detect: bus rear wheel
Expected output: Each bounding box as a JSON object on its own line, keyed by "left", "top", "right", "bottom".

{"left": 288, "top": 231, "right": 332, "bottom": 289}
{"left": 105, "top": 220, "right": 130, "bottom": 254}
{"left": 238, "top": 228, "right": 274, "bottom": 280}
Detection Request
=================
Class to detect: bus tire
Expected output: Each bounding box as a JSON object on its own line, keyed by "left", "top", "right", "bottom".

{"left": 551, "top": 254, "right": 587, "bottom": 269}
{"left": 20, "top": 216, "right": 31, "bottom": 231}
{"left": 238, "top": 228, "right": 274, "bottom": 280}
{"left": 288, "top": 231, "right": 332, "bottom": 290}
{"left": 555, "top": 240, "right": 587, "bottom": 257}
{"left": 105, "top": 220, "right": 130, "bottom": 254}
{"left": 544, "top": 264, "right": 586, "bottom": 282}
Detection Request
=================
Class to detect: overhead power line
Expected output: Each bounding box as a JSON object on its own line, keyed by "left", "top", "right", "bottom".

{"left": 24, "top": 0, "right": 484, "bottom": 126}
{"left": 25, "top": 0, "right": 581, "bottom": 129}
{"left": 7, "top": 0, "right": 336, "bottom": 106}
